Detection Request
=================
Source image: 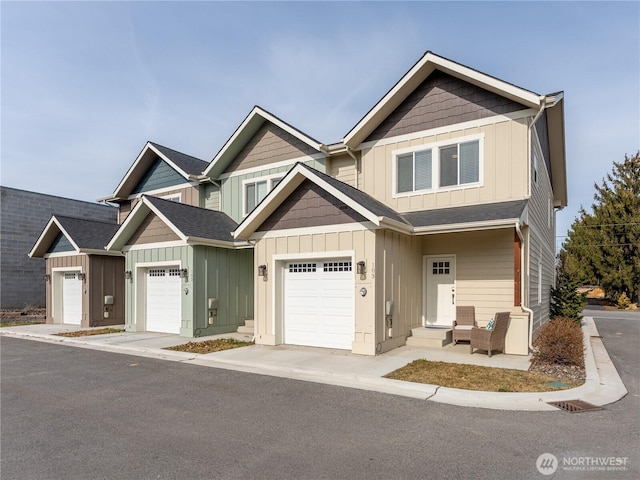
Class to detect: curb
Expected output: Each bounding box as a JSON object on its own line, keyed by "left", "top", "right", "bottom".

{"left": 0, "top": 316, "right": 627, "bottom": 410}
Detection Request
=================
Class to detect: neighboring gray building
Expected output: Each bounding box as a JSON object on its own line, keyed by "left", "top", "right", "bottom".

{"left": 0, "top": 186, "right": 118, "bottom": 309}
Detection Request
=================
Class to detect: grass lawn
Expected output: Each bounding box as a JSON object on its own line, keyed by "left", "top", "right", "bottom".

{"left": 166, "top": 338, "right": 254, "bottom": 354}
{"left": 384, "top": 359, "right": 582, "bottom": 392}
{"left": 55, "top": 328, "right": 124, "bottom": 337}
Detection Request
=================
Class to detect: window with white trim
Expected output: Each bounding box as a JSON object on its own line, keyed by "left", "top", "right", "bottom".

{"left": 244, "top": 176, "right": 283, "bottom": 215}
{"left": 394, "top": 138, "right": 481, "bottom": 195}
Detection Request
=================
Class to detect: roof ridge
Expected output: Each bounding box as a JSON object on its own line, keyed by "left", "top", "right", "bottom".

{"left": 54, "top": 214, "right": 119, "bottom": 226}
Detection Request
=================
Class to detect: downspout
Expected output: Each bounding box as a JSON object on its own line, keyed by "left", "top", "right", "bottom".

{"left": 516, "top": 222, "right": 535, "bottom": 350}
{"left": 345, "top": 146, "right": 359, "bottom": 188}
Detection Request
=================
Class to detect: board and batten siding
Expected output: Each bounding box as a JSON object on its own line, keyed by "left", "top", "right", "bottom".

{"left": 374, "top": 230, "right": 423, "bottom": 353}
{"left": 125, "top": 245, "right": 193, "bottom": 335}
{"left": 202, "top": 183, "right": 221, "bottom": 211}
{"left": 328, "top": 153, "right": 357, "bottom": 187}
{"left": 118, "top": 185, "right": 200, "bottom": 223}
{"left": 88, "top": 255, "right": 125, "bottom": 327}
{"left": 192, "top": 246, "right": 254, "bottom": 335}
{"left": 220, "top": 158, "right": 326, "bottom": 223}
{"left": 359, "top": 118, "right": 529, "bottom": 213}
{"left": 422, "top": 229, "right": 515, "bottom": 321}
{"left": 253, "top": 228, "right": 378, "bottom": 355}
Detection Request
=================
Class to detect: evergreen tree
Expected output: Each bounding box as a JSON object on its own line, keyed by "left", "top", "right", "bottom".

{"left": 559, "top": 152, "right": 640, "bottom": 302}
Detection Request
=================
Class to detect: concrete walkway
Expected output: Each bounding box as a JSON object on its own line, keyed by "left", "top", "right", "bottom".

{"left": 0, "top": 317, "right": 626, "bottom": 411}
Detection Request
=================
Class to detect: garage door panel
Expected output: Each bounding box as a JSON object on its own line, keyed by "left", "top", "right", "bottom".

{"left": 62, "top": 272, "right": 82, "bottom": 325}
{"left": 284, "top": 260, "right": 354, "bottom": 350}
{"left": 146, "top": 267, "right": 181, "bottom": 334}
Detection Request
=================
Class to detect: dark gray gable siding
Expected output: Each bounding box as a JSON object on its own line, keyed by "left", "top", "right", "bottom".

{"left": 256, "top": 179, "right": 367, "bottom": 232}
{"left": 365, "top": 70, "right": 528, "bottom": 143}
{"left": 47, "top": 232, "right": 75, "bottom": 253}
{"left": 145, "top": 196, "right": 238, "bottom": 243}
{"left": 132, "top": 157, "right": 186, "bottom": 194}
{"left": 535, "top": 112, "right": 552, "bottom": 183}
{"left": 402, "top": 200, "right": 527, "bottom": 228}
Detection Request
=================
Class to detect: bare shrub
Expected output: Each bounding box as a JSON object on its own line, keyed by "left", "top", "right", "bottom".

{"left": 532, "top": 317, "right": 584, "bottom": 367}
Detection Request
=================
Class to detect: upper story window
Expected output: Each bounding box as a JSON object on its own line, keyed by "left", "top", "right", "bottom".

{"left": 161, "top": 193, "right": 181, "bottom": 203}
{"left": 244, "top": 175, "right": 283, "bottom": 215}
{"left": 394, "top": 135, "right": 482, "bottom": 196}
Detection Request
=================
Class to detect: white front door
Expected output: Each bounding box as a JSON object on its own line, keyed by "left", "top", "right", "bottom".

{"left": 146, "top": 267, "right": 182, "bottom": 334}
{"left": 62, "top": 271, "right": 83, "bottom": 325}
{"left": 283, "top": 259, "right": 354, "bottom": 350}
{"left": 425, "top": 256, "right": 456, "bottom": 327}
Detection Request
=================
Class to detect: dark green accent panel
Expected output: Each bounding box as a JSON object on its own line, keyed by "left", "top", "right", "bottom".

{"left": 132, "top": 157, "right": 186, "bottom": 194}
{"left": 48, "top": 232, "right": 75, "bottom": 253}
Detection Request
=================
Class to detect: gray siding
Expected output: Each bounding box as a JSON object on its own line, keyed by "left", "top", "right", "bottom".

{"left": 128, "top": 213, "right": 181, "bottom": 245}
{"left": 365, "top": 70, "right": 527, "bottom": 143}
{"left": 132, "top": 158, "right": 186, "bottom": 194}
{"left": 257, "top": 180, "right": 367, "bottom": 231}
{"left": 0, "top": 186, "right": 117, "bottom": 308}
{"left": 48, "top": 232, "right": 75, "bottom": 253}
{"left": 224, "top": 122, "right": 319, "bottom": 174}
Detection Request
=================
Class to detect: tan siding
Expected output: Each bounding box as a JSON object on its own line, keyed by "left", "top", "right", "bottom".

{"left": 119, "top": 201, "right": 133, "bottom": 224}
{"left": 257, "top": 180, "right": 367, "bottom": 231}
{"left": 128, "top": 213, "right": 180, "bottom": 245}
{"left": 365, "top": 70, "right": 527, "bottom": 142}
{"left": 153, "top": 185, "right": 199, "bottom": 206}
{"left": 328, "top": 153, "right": 357, "bottom": 186}
{"left": 224, "top": 123, "right": 318, "bottom": 174}
{"left": 422, "top": 229, "right": 514, "bottom": 321}
{"left": 359, "top": 117, "right": 529, "bottom": 212}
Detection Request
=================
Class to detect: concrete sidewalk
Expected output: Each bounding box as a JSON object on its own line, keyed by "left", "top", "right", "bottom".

{"left": 0, "top": 317, "right": 627, "bottom": 411}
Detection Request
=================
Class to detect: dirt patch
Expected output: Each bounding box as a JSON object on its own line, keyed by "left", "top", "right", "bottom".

{"left": 54, "top": 328, "right": 125, "bottom": 337}
{"left": 166, "top": 338, "right": 254, "bottom": 354}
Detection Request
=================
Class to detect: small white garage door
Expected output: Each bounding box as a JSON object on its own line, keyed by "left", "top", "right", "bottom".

{"left": 62, "top": 272, "right": 83, "bottom": 325}
{"left": 284, "top": 259, "right": 354, "bottom": 350}
{"left": 146, "top": 267, "right": 182, "bottom": 334}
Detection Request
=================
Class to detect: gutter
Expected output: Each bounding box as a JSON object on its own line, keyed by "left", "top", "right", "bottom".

{"left": 188, "top": 174, "right": 220, "bottom": 187}
{"left": 515, "top": 222, "right": 535, "bottom": 351}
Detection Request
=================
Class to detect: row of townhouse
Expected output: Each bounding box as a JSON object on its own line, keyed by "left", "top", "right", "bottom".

{"left": 29, "top": 51, "right": 567, "bottom": 356}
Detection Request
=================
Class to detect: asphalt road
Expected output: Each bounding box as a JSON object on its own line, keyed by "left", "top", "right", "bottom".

{"left": 1, "top": 316, "right": 638, "bottom": 480}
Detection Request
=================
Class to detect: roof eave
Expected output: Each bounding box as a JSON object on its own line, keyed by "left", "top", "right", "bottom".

{"left": 185, "top": 237, "right": 251, "bottom": 249}
{"left": 546, "top": 97, "right": 568, "bottom": 208}
{"left": 412, "top": 218, "right": 520, "bottom": 235}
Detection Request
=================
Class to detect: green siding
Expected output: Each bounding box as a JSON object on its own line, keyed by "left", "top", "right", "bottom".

{"left": 48, "top": 232, "right": 74, "bottom": 253}
{"left": 192, "top": 246, "right": 254, "bottom": 336}
{"left": 132, "top": 158, "right": 186, "bottom": 194}
{"left": 202, "top": 183, "right": 221, "bottom": 210}
{"left": 124, "top": 244, "right": 253, "bottom": 337}
{"left": 220, "top": 158, "right": 326, "bottom": 222}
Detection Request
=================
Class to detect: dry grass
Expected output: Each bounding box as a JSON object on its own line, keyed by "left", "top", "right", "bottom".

{"left": 55, "top": 328, "right": 124, "bottom": 337}
{"left": 1, "top": 320, "right": 45, "bottom": 328}
{"left": 384, "top": 360, "right": 582, "bottom": 392}
{"left": 166, "top": 338, "right": 254, "bottom": 354}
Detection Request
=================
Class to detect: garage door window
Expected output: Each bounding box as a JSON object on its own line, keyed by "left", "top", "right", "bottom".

{"left": 324, "top": 261, "right": 352, "bottom": 272}
{"left": 289, "top": 263, "right": 317, "bottom": 273}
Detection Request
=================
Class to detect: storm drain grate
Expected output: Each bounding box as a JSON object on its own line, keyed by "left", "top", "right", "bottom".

{"left": 547, "top": 400, "right": 603, "bottom": 413}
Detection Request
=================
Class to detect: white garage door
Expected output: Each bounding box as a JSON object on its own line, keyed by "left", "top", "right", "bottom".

{"left": 284, "top": 259, "right": 354, "bottom": 350}
{"left": 62, "top": 272, "right": 83, "bottom": 325}
{"left": 146, "top": 267, "right": 182, "bottom": 334}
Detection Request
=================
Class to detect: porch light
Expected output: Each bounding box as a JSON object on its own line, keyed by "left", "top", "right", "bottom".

{"left": 257, "top": 264, "right": 267, "bottom": 276}
{"left": 43, "top": 274, "right": 50, "bottom": 282}
{"left": 78, "top": 273, "right": 86, "bottom": 281}
{"left": 179, "top": 268, "right": 188, "bottom": 279}
{"left": 356, "top": 261, "right": 366, "bottom": 275}
{"left": 124, "top": 271, "right": 132, "bottom": 280}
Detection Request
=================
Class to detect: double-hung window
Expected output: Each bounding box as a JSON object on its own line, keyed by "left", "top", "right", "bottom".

{"left": 395, "top": 137, "right": 481, "bottom": 195}
{"left": 244, "top": 176, "right": 283, "bottom": 215}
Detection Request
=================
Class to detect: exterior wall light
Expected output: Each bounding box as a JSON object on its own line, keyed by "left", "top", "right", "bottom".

{"left": 179, "top": 268, "right": 188, "bottom": 278}
{"left": 124, "top": 271, "right": 132, "bottom": 280}
{"left": 43, "top": 274, "right": 51, "bottom": 282}
{"left": 78, "top": 273, "right": 86, "bottom": 281}
{"left": 356, "top": 261, "right": 366, "bottom": 275}
{"left": 257, "top": 264, "right": 267, "bottom": 276}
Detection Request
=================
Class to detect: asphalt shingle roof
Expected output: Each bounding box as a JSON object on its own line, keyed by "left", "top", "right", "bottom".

{"left": 56, "top": 216, "right": 120, "bottom": 250}
{"left": 402, "top": 200, "right": 527, "bottom": 228}
{"left": 145, "top": 196, "right": 238, "bottom": 243}
{"left": 150, "top": 142, "right": 209, "bottom": 175}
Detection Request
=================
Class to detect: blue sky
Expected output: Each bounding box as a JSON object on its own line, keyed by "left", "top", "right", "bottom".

{"left": 1, "top": 1, "right": 638, "bottom": 250}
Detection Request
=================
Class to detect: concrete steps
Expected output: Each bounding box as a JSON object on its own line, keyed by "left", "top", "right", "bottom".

{"left": 236, "top": 319, "right": 254, "bottom": 335}
{"left": 406, "top": 327, "right": 452, "bottom": 348}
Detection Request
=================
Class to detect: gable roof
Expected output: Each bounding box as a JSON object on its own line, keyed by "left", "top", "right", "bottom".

{"left": 29, "top": 216, "right": 121, "bottom": 258}
{"left": 203, "top": 106, "right": 327, "bottom": 178}
{"left": 233, "top": 163, "right": 412, "bottom": 239}
{"left": 403, "top": 200, "right": 528, "bottom": 234}
{"left": 98, "top": 142, "right": 209, "bottom": 202}
{"left": 106, "top": 196, "right": 247, "bottom": 250}
{"left": 343, "top": 51, "right": 544, "bottom": 149}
